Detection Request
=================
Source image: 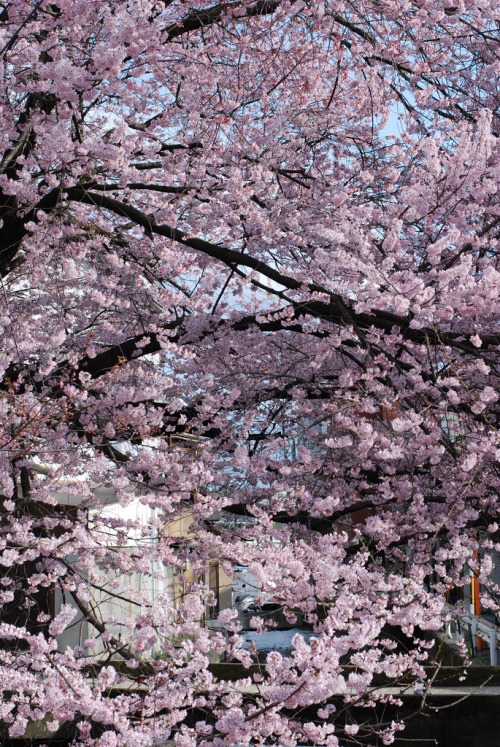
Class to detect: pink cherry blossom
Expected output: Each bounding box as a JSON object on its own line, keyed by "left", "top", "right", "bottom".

{"left": 0, "top": 0, "right": 500, "bottom": 743}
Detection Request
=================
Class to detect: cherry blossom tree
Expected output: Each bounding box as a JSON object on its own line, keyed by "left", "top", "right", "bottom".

{"left": 1, "top": 0, "right": 500, "bottom": 743}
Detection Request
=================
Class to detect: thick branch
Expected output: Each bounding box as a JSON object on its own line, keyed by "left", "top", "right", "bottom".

{"left": 63, "top": 187, "right": 500, "bottom": 354}
{"left": 165, "top": 0, "right": 280, "bottom": 41}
